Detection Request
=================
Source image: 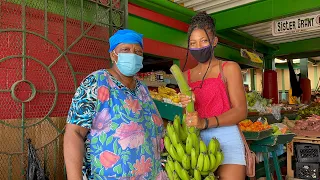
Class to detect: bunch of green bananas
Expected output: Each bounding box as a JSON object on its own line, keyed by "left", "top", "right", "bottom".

{"left": 164, "top": 115, "right": 224, "bottom": 180}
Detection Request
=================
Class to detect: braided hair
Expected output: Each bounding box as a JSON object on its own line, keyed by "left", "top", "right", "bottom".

{"left": 183, "top": 12, "right": 216, "bottom": 89}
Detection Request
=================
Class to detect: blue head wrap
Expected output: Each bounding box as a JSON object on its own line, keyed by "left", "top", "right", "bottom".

{"left": 109, "top": 29, "right": 144, "bottom": 52}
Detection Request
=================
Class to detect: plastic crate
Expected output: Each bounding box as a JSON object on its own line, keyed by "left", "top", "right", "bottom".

{"left": 295, "top": 162, "right": 319, "bottom": 179}
{"left": 296, "top": 144, "right": 320, "bottom": 163}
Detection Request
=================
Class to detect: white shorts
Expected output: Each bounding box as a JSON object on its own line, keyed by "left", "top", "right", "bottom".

{"left": 200, "top": 125, "right": 246, "bottom": 165}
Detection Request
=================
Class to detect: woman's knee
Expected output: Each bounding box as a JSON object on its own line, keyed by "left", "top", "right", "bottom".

{"left": 217, "top": 164, "right": 246, "bottom": 180}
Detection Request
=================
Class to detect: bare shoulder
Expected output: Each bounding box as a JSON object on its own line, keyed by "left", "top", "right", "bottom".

{"left": 223, "top": 61, "right": 241, "bottom": 75}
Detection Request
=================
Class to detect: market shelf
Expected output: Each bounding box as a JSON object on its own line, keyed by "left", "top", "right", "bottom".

{"left": 153, "top": 99, "right": 183, "bottom": 121}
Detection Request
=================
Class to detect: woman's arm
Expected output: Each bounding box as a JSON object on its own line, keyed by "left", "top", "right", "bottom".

{"left": 206, "top": 62, "right": 247, "bottom": 127}
{"left": 64, "top": 124, "right": 89, "bottom": 180}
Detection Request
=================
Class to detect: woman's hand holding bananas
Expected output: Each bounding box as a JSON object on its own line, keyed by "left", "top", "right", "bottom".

{"left": 186, "top": 111, "right": 206, "bottom": 129}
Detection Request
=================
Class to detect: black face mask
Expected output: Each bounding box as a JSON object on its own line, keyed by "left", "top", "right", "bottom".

{"left": 190, "top": 45, "right": 213, "bottom": 63}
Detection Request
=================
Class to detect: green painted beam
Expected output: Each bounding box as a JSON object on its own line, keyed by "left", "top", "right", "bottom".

{"left": 212, "top": 0, "right": 320, "bottom": 31}
{"left": 128, "top": 14, "right": 262, "bottom": 68}
{"left": 218, "top": 30, "right": 273, "bottom": 54}
{"left": 276, "top": 38, "right": 320, "bottom": 57}
{"left": 129, "top": 0, "right": 194, "bottom": 23}
{"left": 275, "top": 63, "right": 300, "bottom": 69}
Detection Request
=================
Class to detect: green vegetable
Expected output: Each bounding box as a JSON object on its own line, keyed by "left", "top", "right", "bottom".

{"left": 170, "top": 64, "right": 194, "bottom": 113}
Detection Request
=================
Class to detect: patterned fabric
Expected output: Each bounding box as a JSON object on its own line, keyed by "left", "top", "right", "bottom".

{"left": 67, "top": 69, "right": 166, "bottom": 179}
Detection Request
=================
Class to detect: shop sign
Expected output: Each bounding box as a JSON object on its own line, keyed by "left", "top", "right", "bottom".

{"left": 272, "top": 13, "right": 320, "bottom": 36}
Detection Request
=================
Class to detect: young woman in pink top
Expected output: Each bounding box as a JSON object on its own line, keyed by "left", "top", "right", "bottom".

{"left": 180, "top": 12, "right": 248, "bottom": 180}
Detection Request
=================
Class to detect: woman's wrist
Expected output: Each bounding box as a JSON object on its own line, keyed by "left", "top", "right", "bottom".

{"left": 207, "top": 116, "right": 220, "bottom": 128}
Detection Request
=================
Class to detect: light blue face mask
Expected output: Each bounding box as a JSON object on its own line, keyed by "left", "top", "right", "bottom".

{"left": 115, "top": 53, "right": 143, "bottom": 77}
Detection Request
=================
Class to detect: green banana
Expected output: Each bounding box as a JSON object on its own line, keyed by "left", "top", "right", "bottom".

{"left": 167, "top": 124, "right": 175, "bottom": 141}
{"left": 202, "top": 154, "right": 210, "bottom": 172}
{"left": 185, "top": 135, "right": 192, "bottom": 155}
{"left": 208, "top": 138, "right": 217, "bottom": 155}
{"left": 199, "top": 140, "right": 207, "bottom": 154}
{"left": 208, "top": 174, "right": 216, "bottom": 180}
{"left": 172, "top": 171, "right": 180, "bottom": 180}
{"left": 196, "top": 153, "right": 204, "bottom": 171}
{"left": 174, "top": 161, "right": 183, "bottom": 179}
{"left": 181, "top": 154, "right": 191, "bottom": 170}
{"left": 191, "top": 148, "right": 198, "bottom": 169}
{"left": 171, "top": 131, "right": 180, "bottom": 147}
{"left": 208, "top": 153, "right": 216, "bottom": 170}
{"left": 200, "top": 171, "right": 210, "bottom": 176}
{"left": 193, "top": 169, "right": 201, "bottom": 180}
{"left": 169, "top": 145, "right": 181, "bottom": 162}
{"left": 173, "top": 115, "right": 181, "bottom": 137}
{"left": 164, "top": 135, "right": 172, "bottom": 151}
{"left": 165, "top": 164, "right": 174, "bottom": 180}
{"left": 190, "top": 133, "right": 199, "bottom": 156}
{"left": 179, "top": 168, "right": 190, "bottom": 180}
{"left": 167, "top": 156, "right": 175, "bottom": 170}
{"left": 213, "top": 150, "right": 223, "bottom": 172}
{"left": 213, "top": 138, "right": 220, "bottom": 151}
{"left": 179, "top": 128, "right": 188, "bottom": 142}
{"left": 175, "top": 143, "right": 186, "bottom": 159}
{"left": 188, "top": 126, "right": 196, "bottom": 134}
{"left": 181, "top": 114, "right": 187, "bottom": 132}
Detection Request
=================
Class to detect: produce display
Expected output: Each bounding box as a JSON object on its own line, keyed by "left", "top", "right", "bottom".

{"left": 150, "top": 86, "right": 181, "bottom": 106}
{"left": 270, "top": 123, "right": 288, "bottom": 135}
{"left": 164, "top": 116, "right": 222, "bottom": 180}
{"left": 291, "top": 115, "right": 320, "bottom": 131}
{"left": 239, "top": 119, "right": 271, "bottom": 132}
{"left": 246, "top": 91, "right": 271, "bottom": 112}
{"left": 297, "top": 103, "right": 320, "bottom": 119}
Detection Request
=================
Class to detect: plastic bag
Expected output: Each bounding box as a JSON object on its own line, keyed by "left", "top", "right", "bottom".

{"left": 26, "top": 139, "right": 49, "bottom": 180}
{"left": 271, "top": 123, "right": 288, "bottom": 135}
{"left": 271, "top": 105, "right": 282, "bottom": 121}
{"left": 249, "top": 101, "right": 267, "bottom": 113}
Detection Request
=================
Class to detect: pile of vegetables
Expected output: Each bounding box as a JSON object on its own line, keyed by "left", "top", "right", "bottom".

{"left": 246, "top": 91, "right": 272, "bottom": 112}
{"left": 297, "top": 103, "right": 320, "bottom": 119}
{"left": 239, "top": 119, "right": 271, "bottom": 132}
{"left": 292, "top": 115, "right": 320, "bottom": 131}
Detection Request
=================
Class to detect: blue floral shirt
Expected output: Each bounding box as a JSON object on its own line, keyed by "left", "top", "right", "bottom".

{"left": 67, "top": 70, "right": 166, "bottom": 180}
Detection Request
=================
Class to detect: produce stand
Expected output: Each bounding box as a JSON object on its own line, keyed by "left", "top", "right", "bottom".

{"left": 242, "top": 115, "right": 296, "bottom": 180}
{"left": 247, "top": 111, "right": 298, "bottom": 124}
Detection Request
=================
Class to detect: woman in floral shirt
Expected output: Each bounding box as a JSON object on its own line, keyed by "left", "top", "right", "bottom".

{"left": 64, "top": 29, "right": 166, "bottom": 180}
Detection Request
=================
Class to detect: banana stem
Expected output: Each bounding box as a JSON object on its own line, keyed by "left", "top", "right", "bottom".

{"left": 170, "top": 64, "right": 195, "bottom": 113}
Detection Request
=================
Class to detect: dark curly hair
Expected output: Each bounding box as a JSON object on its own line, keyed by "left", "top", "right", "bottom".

{"left": 188, "top": 12, "right": 216, "bottom": 39}
{"left": 183, "top": 12, "right": 216, "bottom": 71}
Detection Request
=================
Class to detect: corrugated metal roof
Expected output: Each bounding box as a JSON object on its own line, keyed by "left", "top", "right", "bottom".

{"left": 173, "top": 0, "right": 257, "bottom": 14}
{"left": 237, "top": 10, "right": 320, "bottom": 45}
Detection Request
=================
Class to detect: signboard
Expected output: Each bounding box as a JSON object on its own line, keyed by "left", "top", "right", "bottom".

{"left": 272, "top": 13, "right": 320, "bottom": 36}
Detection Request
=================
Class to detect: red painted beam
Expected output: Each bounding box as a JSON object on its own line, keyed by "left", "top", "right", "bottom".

{"left": 128, "top": 3, "right": 189, "bottom": 33}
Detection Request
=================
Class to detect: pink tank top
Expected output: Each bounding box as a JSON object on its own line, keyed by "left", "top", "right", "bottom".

{"left": 187, "top": 62, "right": 230, "bottom": 119}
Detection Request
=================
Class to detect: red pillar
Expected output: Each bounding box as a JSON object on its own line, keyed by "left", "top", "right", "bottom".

{"left": 263, "top": 70, "right": 279, "bottom": 104}
{"left": 300, "top": 78, "right": 311, "bottom": 104}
